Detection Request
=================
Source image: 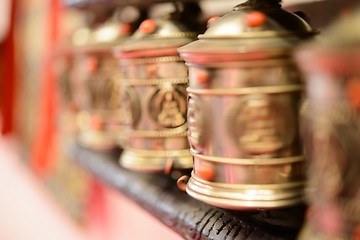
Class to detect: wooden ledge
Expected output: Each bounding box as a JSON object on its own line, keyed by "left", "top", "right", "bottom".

{"left": 69, "top": 143, "right": 306, "bottom": 240}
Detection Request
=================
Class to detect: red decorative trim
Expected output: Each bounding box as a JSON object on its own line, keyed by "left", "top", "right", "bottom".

{"left": 0, "top": 0, "right": 16, "bottom": 135}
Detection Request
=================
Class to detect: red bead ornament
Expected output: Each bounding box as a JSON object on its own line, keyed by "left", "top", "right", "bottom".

{"left": 346, "top": 77, "right": 360, "bottom": 110}
{"left": 207, "top": 16, "right": 220, "bottom": 25}
{"left": 87, "top": 57, "right": 98, "bottom": 73}
{"left": 196, "top": 71, "right": 208, "bottom": 84}
{"left": 245, "top": 11, "right": 267, "bottom": 27}
{"left": 352, "top": 224, "right": 360, "bottom": 240}
{"left": 196, "top": 163, "right": 215, "bottom": 181}
{"left": 91, "top": 116, "right": 103, "bottom": 130}
{"left": 140, "top": 19, "right": 157, "bottom": 34}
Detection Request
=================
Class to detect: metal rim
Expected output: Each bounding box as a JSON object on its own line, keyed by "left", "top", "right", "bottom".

{"left": 125, "top": 78, "right": 188, "bottom": 86}
{"left": 187, "top": 85, "right": 303, "bottom": 96}
{"left": 186, "top": 173, "right": 304, "bottom": 209}
{"left": 119, "top": 149, "right": 193, "bottom": 173}
{"left": 128, "top": 124, "right": 188, "bottom": 138}
{"left": 192, "top": 152, "right": 304, "bottom": 165}
{"left": 120, "top": 56, "right": 183, "bottom": 65}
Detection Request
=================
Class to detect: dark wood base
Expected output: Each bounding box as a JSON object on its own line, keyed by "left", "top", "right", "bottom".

{"left": 69, "top": 143, "right": 306, "bottom": 240}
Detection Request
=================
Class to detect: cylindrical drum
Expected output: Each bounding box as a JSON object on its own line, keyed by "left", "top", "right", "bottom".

{"left": 178, "top": 0, "right": 315, "bottom": 209}
{"left": 71, "top": 20, "right": 131, "bottom": 150}
{"left": 296, "top": 9, "right": 360, "bottom": 240}
{"left": 115, "top": 11, "right": 201, "bottom": 173}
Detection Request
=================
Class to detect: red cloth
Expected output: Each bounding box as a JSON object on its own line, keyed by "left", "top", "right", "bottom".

{"left": 0, "top": 0, "right": 16, "bottom": 135}
{"left": 28, "top": 1, "right": 108, "bottom": 232}
{"left": 31, "top": 0, "right": 60, "bottom": 176}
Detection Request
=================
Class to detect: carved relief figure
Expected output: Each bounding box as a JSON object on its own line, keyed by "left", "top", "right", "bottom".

{"left": 157, "top": 90, "right": 185, "bottom": 127}
{"left": 150, "top": 86, "right": 187, "bottom": 128}
{"left": 233, "top": 96, "right": 294, "bottom": 157}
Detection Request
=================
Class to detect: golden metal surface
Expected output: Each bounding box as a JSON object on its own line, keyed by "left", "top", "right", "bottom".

{"left": 185, "top": 58, "right": 293, "bottom": 68}
{"left": 120, "top": 149, "right": 193, "bottom": 173}
{"left": 126, "top": 78, "right": 188, "bottom": 86}
{"left": 187, "top": 85, "right": 303, "bottom": 95}
{"left": 186, "top": 172, "right": 304, "bottom": 210}
{"left": 128, "top": 127, "right": 188, "bottom": 138}
{"left": 191, "top": 152, "right": 304, "bottom": 165}
{"left": 120, "top": 56, "right": 183, "bottom": 65}
{"left": 143, "top": 32, "right": 197, "bottom": 40}
{"left": 177, "top": 0, "right": 314, "bottom": 209}
{"left": 78, "top": 129, "right": 116, "bottom": 150}
{"left": 116, "top": 13, "right": 198, "bottom": 173}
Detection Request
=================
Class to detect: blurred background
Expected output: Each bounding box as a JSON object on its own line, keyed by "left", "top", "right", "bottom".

{"left": 0, "top": 1, "right": 185, "bottom": 239}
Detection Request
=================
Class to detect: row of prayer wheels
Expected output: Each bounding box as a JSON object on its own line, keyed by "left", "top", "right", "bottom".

{"left": 58, "top": 1, "right": 360, "bottom": 239}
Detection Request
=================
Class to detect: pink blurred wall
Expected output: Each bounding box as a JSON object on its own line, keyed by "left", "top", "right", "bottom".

{"left": 0, "top": 137, "right": 183, "bottom": 240}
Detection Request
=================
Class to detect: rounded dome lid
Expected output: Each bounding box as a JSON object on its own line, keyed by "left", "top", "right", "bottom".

{"left": 89, "top": 21, "right": 131, "bottom": 46}
{"left": 178, "top": 0, "right": 316, "bottom": 63}
{"left": 116, "top": 13, "right": 197, "bottom": 59}
{"left": 63, "top": 20, "right": 131, "bottom": 55}
{"left": 201, "top": 1, "right": 313, "bottom": 39}
{"left": 295, "top": 7, "right": 360, "bottom": 74}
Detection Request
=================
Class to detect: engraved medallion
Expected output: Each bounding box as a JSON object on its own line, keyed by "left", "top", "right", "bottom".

{"left": 148, "top": 85, "right": 187, "bottom": 128}
{"left": 229, "top": 95, "right": 296, "bottom": 156}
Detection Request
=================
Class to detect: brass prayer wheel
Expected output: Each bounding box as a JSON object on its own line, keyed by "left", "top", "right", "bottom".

{"left": 178, "top": 0, "right": 315, "bottom": 209}
{"left": 296, "top": 9, "right": 360, "bottom": 240}
{"left": 115, "top": 9, "right": 201, "bottom": 172}
{"left": 71, "top": 19, "right": 131, "bottom": 150}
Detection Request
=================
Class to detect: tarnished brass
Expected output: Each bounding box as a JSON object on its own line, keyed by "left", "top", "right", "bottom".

{"left": 70, "top": 19, "right": 131, "bottom": 150}
{"left": 296, "top": 8, "right": 360, "bottom": 240}
{"left": 115, "top": 10, "right": 202, "bottom": 172}
{"left": 178, "top": 0, "right": 315, "bottom": 209}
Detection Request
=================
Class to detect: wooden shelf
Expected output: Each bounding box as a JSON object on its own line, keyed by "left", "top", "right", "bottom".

{"left": 68, "top": 143, "right": 306, "bottom": 240}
